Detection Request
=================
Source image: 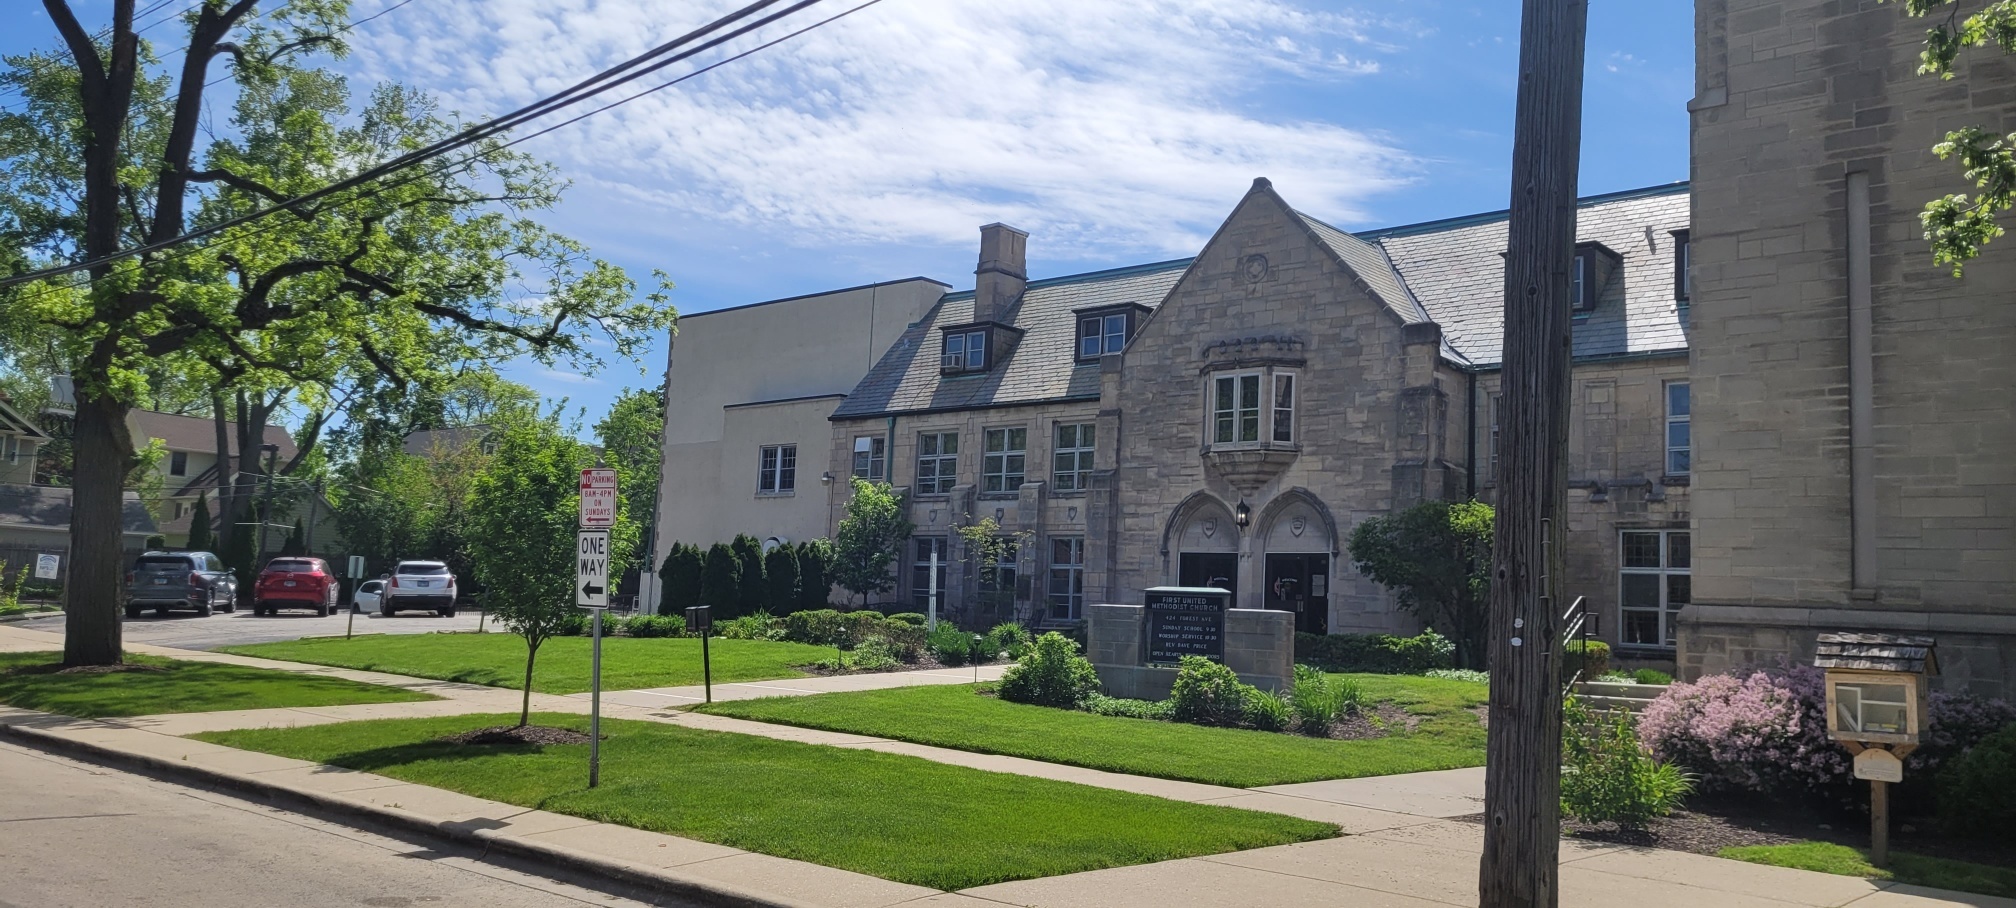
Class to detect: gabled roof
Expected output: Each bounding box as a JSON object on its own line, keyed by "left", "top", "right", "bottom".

{"left": 832, "top": 181, "right": 1690, "bottom": 419}
{"left": 830, "top": 260, "right": 1189, "bottom": 419}
{"left": 131, "top": 410, "right": 297, "bottom": 462}
{"left": 0, "top": 396, "right": 50, "bottom": 440}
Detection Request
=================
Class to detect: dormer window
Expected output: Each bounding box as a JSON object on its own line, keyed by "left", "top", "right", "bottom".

{"left": 1571, "top": 242, "right": 1621, "bottom": 315}
{"left": 1073, "top": 303, "right": 1148, "bottom": 362}
{"left": 941, "top": 328, "right": 989, "bottom": 373}
{"left": 1672, "top": 229, "right": 1691, "bottom": 305}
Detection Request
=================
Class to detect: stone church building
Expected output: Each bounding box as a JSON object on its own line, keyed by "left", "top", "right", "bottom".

{"left": 828, "top": 180, "right": 1693, "bottom": 657}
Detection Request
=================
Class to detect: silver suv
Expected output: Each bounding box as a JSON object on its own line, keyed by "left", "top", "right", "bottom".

{"left": 382, "top": 560, "right": 457, "bottom": 617}
{"left": 124, "top": 551, "right": 237, "bottom": 617}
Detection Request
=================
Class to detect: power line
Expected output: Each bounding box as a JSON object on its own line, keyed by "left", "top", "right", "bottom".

{"left": 1, "top": 0, "right": 829, "bottom": 290}
{"left": 0, "top": 0, "right": 883, "bottom": 318}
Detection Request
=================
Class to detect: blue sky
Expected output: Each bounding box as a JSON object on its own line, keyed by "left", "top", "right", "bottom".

{"left": 4, "top": 0, "right": 1694, "bottom": 424}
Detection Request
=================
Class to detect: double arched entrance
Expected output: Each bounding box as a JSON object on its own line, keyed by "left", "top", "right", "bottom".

{"left": 1162, "top": 488, "right": 1339, "bottom": 634}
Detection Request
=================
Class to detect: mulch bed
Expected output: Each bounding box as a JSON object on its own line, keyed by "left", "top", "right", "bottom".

{"left": 7, "top": 662, "right": 168, "bottom": 676}
{"left": 441, "top": 725, "right": 592, "bottom": 746}
{"left": 796, "top": 655, "right": 961, "bottom": 677}
{"left": 1324, "top": 703, "right": 1417, "bottom": 740}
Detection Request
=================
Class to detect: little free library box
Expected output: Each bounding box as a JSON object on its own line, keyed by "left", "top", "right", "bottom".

{"left": 1087, "top": 587, "right": 1293, "bottom": 700}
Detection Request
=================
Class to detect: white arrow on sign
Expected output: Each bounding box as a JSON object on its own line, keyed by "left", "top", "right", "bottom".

{"left": 577, "top": 530, "right": 610, "bottom": 608}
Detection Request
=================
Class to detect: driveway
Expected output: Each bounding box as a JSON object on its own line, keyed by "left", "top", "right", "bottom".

{"left": 8, "top": 607, "right": 491, "bottom": 651}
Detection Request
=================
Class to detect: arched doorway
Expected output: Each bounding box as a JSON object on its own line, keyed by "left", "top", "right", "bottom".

{"left": 1258, "top": 491, "right": 1337, "bottom": 635}
{"left": 1164, "top": 492, "right": 1239, "bottom": 597}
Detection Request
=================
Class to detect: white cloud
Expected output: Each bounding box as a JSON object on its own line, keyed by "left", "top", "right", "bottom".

{"left": 341, "top": 0, "right": 1423, "bottom": 258}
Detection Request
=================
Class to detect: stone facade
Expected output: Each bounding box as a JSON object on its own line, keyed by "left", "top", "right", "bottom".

{"left": 1686, "top": 0, "right": 2016, "bottom": 694}
{"left": 823, "top": 180, "right": 1694, "bottom": 660}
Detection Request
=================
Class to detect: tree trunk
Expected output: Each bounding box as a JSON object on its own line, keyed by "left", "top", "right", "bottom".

{"left": 65, "top": 391, "right": 138, "bottom": 666}
{"left": 211, "top": 393, "right": 235, "bottom": 550}
{"left": 519, "top": 641, "right": 538, "bottom": 727}
{"left": 1479, "top": 1, "right": 1585, "bottom": 906}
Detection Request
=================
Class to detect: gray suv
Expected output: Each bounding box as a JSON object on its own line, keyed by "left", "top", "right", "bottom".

{"left": 124, "top": 551, "right": 238, "bottom": 617}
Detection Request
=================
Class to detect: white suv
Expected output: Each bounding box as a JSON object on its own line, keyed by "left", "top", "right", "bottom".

{"left": 381, "top": 560, "right": 458, "bottom": 617}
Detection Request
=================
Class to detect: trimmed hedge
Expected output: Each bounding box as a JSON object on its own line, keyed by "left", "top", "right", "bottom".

{"left": 1292, "top": 630, "right": 1455, "bottom": 674}
{"left": 1561, "top": 639, "right": 1611, "bottom": 679}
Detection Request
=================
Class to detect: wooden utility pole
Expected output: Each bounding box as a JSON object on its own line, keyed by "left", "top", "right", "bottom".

{"left": 1480, "top": 0, "right": 1587, "bottom": 906}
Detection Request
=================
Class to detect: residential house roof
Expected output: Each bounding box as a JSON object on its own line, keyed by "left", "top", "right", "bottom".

{"left": 0, "top": 395, "right": 51, "bottom": 440}
{"left": 832, "top": 182, "right": 1690, "bottom": 420}
{"left": 0, "top": 484, "right": 158, "bottom": 536}
{"left": 132, "top": 410, "right": 297, "bottom": 462}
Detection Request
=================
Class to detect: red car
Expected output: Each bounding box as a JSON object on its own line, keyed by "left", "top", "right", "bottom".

{"left": 253, "top": 557, "right": 339, "bottom": 616}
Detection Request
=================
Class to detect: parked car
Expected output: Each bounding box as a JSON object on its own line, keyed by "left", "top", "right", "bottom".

{"left": 383, "top": 560, "right": 457, "bottom": 617}
{"left": 252, "top": 557, "right": 339, "bottom": 616}
{"left": 352, "top": 578, "right": 386, "bottom": 614}
{"left": 123, "top": 551, "right": 236, "bottom": 618}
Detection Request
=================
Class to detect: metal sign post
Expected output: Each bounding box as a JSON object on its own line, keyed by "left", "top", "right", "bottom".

{"left": 579, "top": 528, "right": 613, "bottom": 788}
{"left": 686, "top": 606, "right": 713, "bottom": 703}
{"left": 345, "top": 555, "right": 365, "bottom": 640}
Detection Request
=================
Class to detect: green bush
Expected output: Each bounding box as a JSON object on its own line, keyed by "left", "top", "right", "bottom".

{"left": 716, "top": 612, "right": 785, "bottom": 641}
{"left": 1288, "top": 664, "right": 1360, "bottom": 733}
{"left": 1244, "top": 687, "right": 1292, "bottom": 732}
{"left": 848, "top": 636, "right": 903, "bottom": 671}
{"left": 1562, "top": 639, "right": 1612, "bottom": 679}
{"left": 1937, "top": 723, "right": 2016, "bottom": 843}
{"left": 928, "top": 623, "right": 976, "bottom": 666}
{"left": 783, "top": 609, "right": 846, "bottom": 645}
{"left": 838, "top": 611, "right": 889, "bottom": 646}
{"left": 1292, "top": 630, "right": 1455, "bottom": 673}
{"left": 885, "top": 612, "right": 928, "bottom": 626}
{"left": 1171, "top": 656, "right": 1249, "bottom": 727}
{"left": 1083, "top": 694, "right": 1175, "bottom": 721}
{"left": 1561, "top": 695, "right": 1693, "bottom": 828}
{"left": 1632, "top": 668, "right": 1674, "bottom": 685}
{"left": 987, "top": 622, "right": 1034, "bottom": 660}
{"left": 877, "top": 621, "right": 928, "bottom": 662}
{"left": 555, "top": 611, "right": 590, "bottom": 636}
{"left": 998, "top": 632, "right": 1100, "bottom": 708}
{"left": 623, "top": 614, "right": 686, "bottom": 638}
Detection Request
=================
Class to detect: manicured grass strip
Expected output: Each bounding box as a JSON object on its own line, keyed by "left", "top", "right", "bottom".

{"left": 223, "top": 634, "right": 832, "bottom": 694}
{"left": 194, "top": 712, "right": 1337, "bottom": 889}
{"left": 699, "top": 673, "right": 1489, "bottom": 788}
{"left": 1720, "top": 841, "right": 2016, "bottom": 899}
{"left": 0, "top": 651, "right": 436, "bottom": 718}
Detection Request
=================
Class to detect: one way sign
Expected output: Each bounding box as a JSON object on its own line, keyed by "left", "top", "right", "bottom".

{"left": 577, "top": 530, "right": 610, "bottom": 608}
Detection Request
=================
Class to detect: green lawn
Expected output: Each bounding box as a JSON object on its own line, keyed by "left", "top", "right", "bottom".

{"left": 222, "top": 634, "right": 832, "bottom": 694}
{"left": 194, "top": 712, "right": 1338, "bottom": 889}
{"left": 0, "top": 651, "right": 437, "bottom": 718}
{"left": 699, "top": 673, "right": 1489, "bottom": 788}
{"left": 1721, "top": 842, "right": 2016, "bottom": 899}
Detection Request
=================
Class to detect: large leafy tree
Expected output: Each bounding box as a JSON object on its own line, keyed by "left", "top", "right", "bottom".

{"left": 595, "top": 386, "right": 667, "bottom": 576}
{"left": 1347, "top": 499, "right": 1495, "bottom": 669}
{"left": 465, "top": 415, "right": 635, "bottom": 727}
{"left": 1890, "top": 0, "right": 2016, "bottom": 272}
{"left": 0, "top": 3, "right": 671, "bottom": 665}
{"left": 831, "top": 478, "right": 912, "bottom": 609}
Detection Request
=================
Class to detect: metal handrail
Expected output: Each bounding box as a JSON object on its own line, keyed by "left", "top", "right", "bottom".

{"left": 1560, "top": 595, "right": 1591, "bottom": 693}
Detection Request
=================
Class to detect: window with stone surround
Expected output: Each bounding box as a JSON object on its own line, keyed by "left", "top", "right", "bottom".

{"left": 1047, "top": 536, "right": 1085, "bottom": 620}
{"left": 1206, "top": 367, "right": 1299, "bottom": 450}
{"left": 912, "top": 536, "right": 949, "bottom": 613}
{"left": 980, "top": 539, "right": 1018, "bottom": 595}
{"left": 982, "top": 427, "right": 1026, "bottom": 494}
{"left": 851, "top": 435, "right": 886, "bottom": 481}
{"left": 757, "top": 444, "right": 796, "bottom": 494}
{"left": 1666, "top": 382, "right": 1690, "bottom": 475}
{"left": 941, "top": 329, "right": 988, "bottom": 373}
{"left": 916, "top": 431, "right": 959, "bottom": 495}
{"left": 1620, "top": 530, "right": 1689, "bottom": 649}
{"left": 1052, "top": 422, "right": 1095, "bottom": 491}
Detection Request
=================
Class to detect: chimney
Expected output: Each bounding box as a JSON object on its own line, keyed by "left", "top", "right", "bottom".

{"left": 973, "top": 223, "right": 1028, "bottom": 324}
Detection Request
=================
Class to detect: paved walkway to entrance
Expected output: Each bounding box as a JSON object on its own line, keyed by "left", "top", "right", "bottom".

{"left": 2, "top": 623, "right": 2005, "bottom": 908}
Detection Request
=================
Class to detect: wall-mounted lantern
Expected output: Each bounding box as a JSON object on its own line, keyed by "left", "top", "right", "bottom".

{"left": 1234, "top": 501, "right": 1252, "bottom": 529}
{"left": 1816, "top": 632, "right": 1936, "bottom": 868}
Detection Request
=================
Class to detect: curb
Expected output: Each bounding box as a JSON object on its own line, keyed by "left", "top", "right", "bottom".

{"left": 0, "top": 721, "right": 823, "bottom": 908}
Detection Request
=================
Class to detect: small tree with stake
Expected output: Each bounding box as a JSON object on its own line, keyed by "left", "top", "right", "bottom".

{"left": 832, "top": 479, "right": 911, "bottom": 609}
{"left": 466, "top": 417, "right": 633, "bottom": 727}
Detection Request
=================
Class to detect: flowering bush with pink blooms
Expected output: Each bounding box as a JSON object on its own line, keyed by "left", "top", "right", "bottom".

{"left": 1638, "top": 664, "right": 1848, "bottom": 795}
{"left": 1640, "top": 664, "right": 2016, "bottom": 799}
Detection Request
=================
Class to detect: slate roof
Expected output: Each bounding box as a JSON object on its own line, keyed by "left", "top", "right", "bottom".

{"left": 0, "top": 484, "right": 158, "bottom": 535}
{"left": 832, "top": 182, "right": 1690, "bottom": 419}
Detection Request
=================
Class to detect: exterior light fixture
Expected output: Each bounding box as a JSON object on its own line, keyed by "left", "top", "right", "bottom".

{"left": 1234, "top": 501, "right": 1251, "bottom": 529}
{"left": 820, "top": 472, "right": 834, "bottom": 484}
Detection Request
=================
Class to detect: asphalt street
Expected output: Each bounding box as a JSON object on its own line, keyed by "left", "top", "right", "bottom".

{"left": 8, "top": 607, "right": 490, "bottom": 650}
{"left": 0, "top": 739, "right": 689, "bottom": 908}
